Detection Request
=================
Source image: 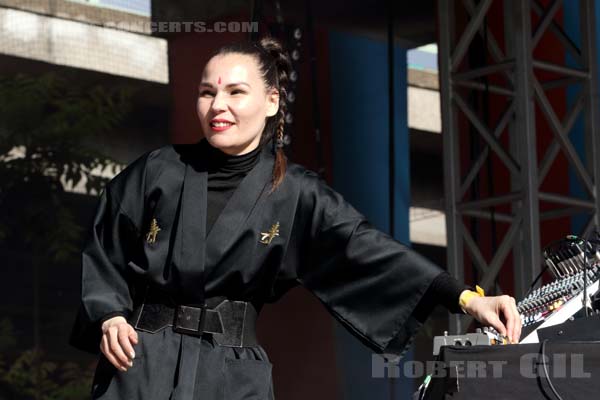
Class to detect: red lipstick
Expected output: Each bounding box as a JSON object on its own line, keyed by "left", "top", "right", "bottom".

{"left": 209, "top": 118, "right": 235, "bottom": 132}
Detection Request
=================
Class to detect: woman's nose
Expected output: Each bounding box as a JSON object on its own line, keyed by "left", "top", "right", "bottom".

{"left": 211, "top": 93, "right": 227, "bottom": 112}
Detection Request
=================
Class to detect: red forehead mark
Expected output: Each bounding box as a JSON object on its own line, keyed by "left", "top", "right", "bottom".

{"left": 218, "top": 76, "right": 222, "bottom": 85}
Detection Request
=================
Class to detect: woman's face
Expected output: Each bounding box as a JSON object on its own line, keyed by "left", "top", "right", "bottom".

{"left": 197, "top": 53, "right": 279, "bottom": 155}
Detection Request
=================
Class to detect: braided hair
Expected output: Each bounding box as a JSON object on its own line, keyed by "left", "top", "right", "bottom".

{"left": 212, "top": 36, "right": 292, "bottom": 193}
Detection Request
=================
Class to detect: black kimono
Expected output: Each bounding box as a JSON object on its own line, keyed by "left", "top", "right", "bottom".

{"left": 69, "top": 139, "right": 444, "bottom": 399}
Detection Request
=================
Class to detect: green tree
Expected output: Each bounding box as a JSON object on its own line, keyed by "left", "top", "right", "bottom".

{"left": 0, "top": 348, "right": 95, "bottom": 400}
{"left": 0, "top": 72, "right": 134, "bottom": 399}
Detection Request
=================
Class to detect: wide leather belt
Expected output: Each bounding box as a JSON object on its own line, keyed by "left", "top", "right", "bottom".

{"left": 129, "top": 286, "right": 258, "bottom": 348}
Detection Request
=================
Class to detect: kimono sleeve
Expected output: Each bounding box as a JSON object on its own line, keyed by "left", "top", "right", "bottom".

{"left": 293, "top": 170, "right": 444, "bottom": 360}
{"left": 69, "top": 153, "right": 149, "bottom": 354}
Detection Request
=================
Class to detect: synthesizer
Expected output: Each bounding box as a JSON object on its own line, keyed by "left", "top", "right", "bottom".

{"left": 432, "top": 234, "right": 600, "bottom": 353}
{"left": 518, "top": 235, "right": 600, "bottom": 343}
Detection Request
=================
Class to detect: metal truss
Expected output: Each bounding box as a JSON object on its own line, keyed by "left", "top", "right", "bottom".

{"left": 438, "top": 0, "right": 600, "bottom": 333}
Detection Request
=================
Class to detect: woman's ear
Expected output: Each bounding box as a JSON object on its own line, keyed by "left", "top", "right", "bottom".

{"left": 265, "top": 89, "right": 280, "bottom": 117}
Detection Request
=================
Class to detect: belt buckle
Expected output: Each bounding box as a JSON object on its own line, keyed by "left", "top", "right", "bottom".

{"left": 173, "top": 304, "right": 208, "bottom": 336}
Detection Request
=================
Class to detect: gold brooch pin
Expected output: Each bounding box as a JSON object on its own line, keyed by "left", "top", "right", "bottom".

{"left": 260, "top": 222, "right": 280, "bottom": 245}
{"left": 146, "top": 218, "right": 161, "bottom": 244}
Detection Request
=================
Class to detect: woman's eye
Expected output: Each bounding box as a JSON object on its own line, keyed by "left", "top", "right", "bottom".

{"left": 199, "top": 90, "right": 214, "bottom": 96}
{"left": 231, "top": 89, "right": 246, "bottom": 95}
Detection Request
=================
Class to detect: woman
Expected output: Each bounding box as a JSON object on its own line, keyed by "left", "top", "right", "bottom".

{"left": 70, "top": 37, "right": 521, "bottom": 399}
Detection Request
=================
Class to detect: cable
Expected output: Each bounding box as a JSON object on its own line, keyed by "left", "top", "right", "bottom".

{"left": 580, "top": 229, "right": 600, "bottom": 315}
{"left": 387, "top": 0, "right": 396, "bottom": 239}
{"left": 583, "top": 235, "right": 590, "bottom": 317}
{"left": 540, "top": 339, "right": 565, "bottom": 400}
{"left": 387, "top": 3, "right": 397, "bottom": 397}
{"left": 249, "top": 0, "right": 262, "bottom": 41}
{"left": 524, "top": 263, "right": 549, "bottom": 298}
{"left": 305, "top": 0, "right": 324, "bottom": 175}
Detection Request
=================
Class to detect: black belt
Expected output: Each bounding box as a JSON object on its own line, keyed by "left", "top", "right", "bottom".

{"left": 129, "top": 287, "right": 258, "bottom": 348}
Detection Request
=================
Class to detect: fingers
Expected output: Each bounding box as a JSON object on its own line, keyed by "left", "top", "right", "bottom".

{"left": 467, "top": 294, "right": 522, "bottom": 344}
{"left": 128, "top": 328, "right": 139, "bottom": 359}
{"left": 510, "top": 297, "right": 522, "bottom": 343}
{"left": 500, "top": 300, "right": 515, "bottom": 343}
{"left": 499, "top": 296, "right": 521, "bottom": 344}
{"left": 101, "top": 334, "right": 130, "bottom": 371}
{"left": 508, "top": 296, "right": 521, "bottom": 343}
{"left": 110, "top": 327, "right": 133, "bottom": 367}
{"left": 486, "top": 312, "right": 508, "bottom": 339}
{"left": 120, "top": 328, "right": 137, "bottom": 360}
{"left": 100, "top": 323, "right": 137, "bottom": 371}
{"left": 129, "top": 329, "right": 139, "bottom": 346}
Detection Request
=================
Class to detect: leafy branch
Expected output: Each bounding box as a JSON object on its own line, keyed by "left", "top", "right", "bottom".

{"left": 0, "top": 73, "right": 134, "bottom": 262}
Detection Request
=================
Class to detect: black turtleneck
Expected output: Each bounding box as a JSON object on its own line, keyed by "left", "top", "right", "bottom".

{"left": 200, "top": 139, "right": 262, "bottom": 235}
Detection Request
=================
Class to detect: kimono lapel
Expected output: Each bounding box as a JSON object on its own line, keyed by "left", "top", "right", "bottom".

{"left": 204, "top": 144, "right": 275, "bottom": 270}
{"left": 177, "top": 153, "right": 208, "bottom": 304}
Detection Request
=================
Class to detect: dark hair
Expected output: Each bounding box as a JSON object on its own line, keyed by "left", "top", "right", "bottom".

{"left": 211, "top": 36, "right": 291, "bottom": 193}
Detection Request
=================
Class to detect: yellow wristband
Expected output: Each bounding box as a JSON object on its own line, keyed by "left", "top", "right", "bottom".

{"left": 459, "top": 285, "right": 485, "bottom": 311}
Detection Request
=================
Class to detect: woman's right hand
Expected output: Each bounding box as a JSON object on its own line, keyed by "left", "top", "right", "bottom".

{"left": 100, "top": 316, "right": 138, "bottom": 372}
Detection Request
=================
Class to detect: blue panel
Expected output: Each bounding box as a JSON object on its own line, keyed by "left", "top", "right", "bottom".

{"left": 329, "top": 29, "right": 412, "bottom": 400}
{"left": 329, "top": 31, "right": 390, "bottom": 233}
{"left": 563, "top": 1, "right": 598, "bottom": 234}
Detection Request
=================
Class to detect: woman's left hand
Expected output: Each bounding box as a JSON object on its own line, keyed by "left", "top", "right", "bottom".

{"left": 461, "top": 293, "right": 522, "bottom": 344}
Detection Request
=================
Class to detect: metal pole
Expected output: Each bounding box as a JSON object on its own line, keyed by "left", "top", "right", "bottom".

{"left": 580, "top": 0, "right": 600, "bottom": 231}
{"left": 438, "top": 0, "right": 465, "bottom": 334}
{"left": 511, "top": 0, "right": 541, "bottom": 299}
